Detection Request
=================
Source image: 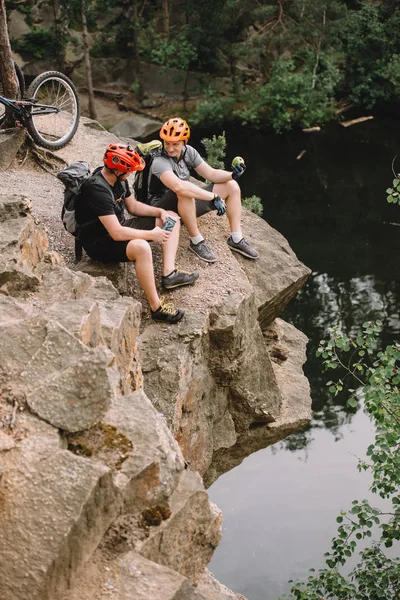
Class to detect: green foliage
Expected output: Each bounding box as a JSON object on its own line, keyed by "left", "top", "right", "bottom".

{"left": 201, "top": 132, "right": 227, "bottom": 170}
{"left": 242, "top": 195, "right": 263, "bottom": 216}
{"left": 13, "top": 28, "right": 64, "bottom": 60}
{"left": 237, "top": 55, "right": 341, "bottom": 133}
{"left": 200, "top": 132, "right": 264, "bottom": 216}
{"left": 145, "top": 25, "right": 197, "bottom": 72}
{"left": 386, "top": 175, "right": 400, "bottom": 206}
{"left": 192, "top": 95, "right": 236, "bottom": 129}
{"left": 339, "top": 3, "right": 400, "bottom": 108}
{"left": 281, "top": 321, "right": 400, "bottom": 600}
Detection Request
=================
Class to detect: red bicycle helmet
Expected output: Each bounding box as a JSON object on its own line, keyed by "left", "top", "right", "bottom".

{"left": 103, "top": 144, "right": 145, "bottom": 173}
{"left": 160, "top": 118, "right": 190, "bottom": 142}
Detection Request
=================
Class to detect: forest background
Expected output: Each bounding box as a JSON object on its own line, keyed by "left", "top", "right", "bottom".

{"left": 4, "top": 0, "right": 400, "bottom": 133}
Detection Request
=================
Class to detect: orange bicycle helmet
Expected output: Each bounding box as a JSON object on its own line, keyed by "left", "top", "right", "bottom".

{"left": 103, "top": 144, "right": 145, "bottom": 173}
{"left": 160, "top": 118, "right": 190, "bottom": 142}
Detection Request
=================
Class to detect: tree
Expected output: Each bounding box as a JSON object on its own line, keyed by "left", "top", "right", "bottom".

{"left": 280, "top": 321, "right": 400, "bottom": 599}
{"left": 0, "top": 0, "right": 19, "bottom": 126}
{"left": 80, "top": 0, "right": 96, "bottom": 120}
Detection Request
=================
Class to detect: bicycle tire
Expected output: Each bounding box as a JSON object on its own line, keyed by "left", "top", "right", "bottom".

{"left": 0, "top": 62, "right": 25, "bottom": 125}
{"left": 26, "top": 71, "right": 80, "bottom": 150}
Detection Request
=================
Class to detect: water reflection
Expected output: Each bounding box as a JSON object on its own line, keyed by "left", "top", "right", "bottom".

{"left": 204, "top": 117, "right": 400, "bottom": 598}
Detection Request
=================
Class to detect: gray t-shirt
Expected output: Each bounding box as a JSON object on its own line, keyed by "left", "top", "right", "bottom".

{"left": 148, "top": 145, "right": 203, "bottom": 199}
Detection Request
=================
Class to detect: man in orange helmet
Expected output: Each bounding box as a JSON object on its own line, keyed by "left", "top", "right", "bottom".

{"left": 142, "top": 117, "right": 259, "bottom": 263}
{"left": 75, "top": 143, "right": 198, "bottom": 323}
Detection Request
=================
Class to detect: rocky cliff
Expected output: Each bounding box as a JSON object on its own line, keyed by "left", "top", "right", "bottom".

{"left": 0, "top": 124, "right": 311, "bottom": 600}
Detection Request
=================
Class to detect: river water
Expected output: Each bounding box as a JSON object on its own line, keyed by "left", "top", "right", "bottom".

{"left": 191, "top": 118, "right": 400, "bottom": 599}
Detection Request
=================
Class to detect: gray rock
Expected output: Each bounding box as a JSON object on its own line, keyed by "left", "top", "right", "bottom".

{"left": 0, "top": 207, "right": 48, "bottom": 294}
{"left": 97, "top": 297, "right": 142, "bottom": 393}
{"left": 195, "top": 570, "right": 248, "bottom": 600}
{"left": 104, "top": 390, "right": 184, "bottom": 511}
{"left": 139, "top": 470, "right": 222, "bottom": 583}
{"left": 0, "top": 194, "right": 31, "bottom": 222}
{"left": 45, "top": 299, "right": 104, "bottom": 348}
{"left": 0, "top": 431, "right": 15, "bottom": 451}
{"left": 81, "top": 116, "right": 107, "bottom": 131}
{"left": 204, "top": 318, "right": 312, "bottom": 486}
{"left": 75, "top": 257, "right": 131, "bottom": 295}
{"left": 0, "top": 128, "right": 26, "bottom": 171}
{"left": 116, "top": 552, "right": 187, "bottom": 600}
{"left": 23, "top": 322, "right": 118, "bottom": 432}
{"left": 236, "top": 210, "right": 311, "bottom": 329}
{"left": 0, "top": 447, "right": 121, "bottom": 600}
{"left": 111, "top": 115, "right": 163, "bottom": 139}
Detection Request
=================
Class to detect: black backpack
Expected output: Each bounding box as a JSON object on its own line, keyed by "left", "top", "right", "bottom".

{"left": 57, "top": 161, "right": 92, "bottom": 237}
{"left": 133, "top": 147, "right": 163, "bottom": 203}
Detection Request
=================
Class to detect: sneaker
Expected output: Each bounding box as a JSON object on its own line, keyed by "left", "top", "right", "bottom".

{"left": 227, "top": 236, "right": 259, "bottom": 260}
{"left": 162, "top": 268, "right": 199, "bottom": 290}
{"left": 136, "top": 140, "right": 162, "bottom": 155}
{"left": 151, "top": 297, "right": 184, "bottom": 324}
{"left": 189, "top": 240, "right": 217, "bottom": 263}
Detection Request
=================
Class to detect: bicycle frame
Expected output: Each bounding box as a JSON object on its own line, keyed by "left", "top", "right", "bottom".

{"left": 0, "top": 95, "right": 60, "bottom": 121}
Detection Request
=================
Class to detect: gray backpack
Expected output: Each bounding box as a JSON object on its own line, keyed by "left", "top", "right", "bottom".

{"left": 57, "top": 161, "right": 92, "bottom": 236}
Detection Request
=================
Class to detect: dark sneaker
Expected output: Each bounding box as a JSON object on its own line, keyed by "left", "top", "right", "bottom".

{"left": 162, "top": 268, "right": 199, "bottom": 290}
{"left": 189, "top": 240, "right": 217, "bottom": 263}
{"left": 151, "top": 297, "right": 184, "bottom": 324}
{"left": 227, "top": 236, "right": 259, "bottom": 260}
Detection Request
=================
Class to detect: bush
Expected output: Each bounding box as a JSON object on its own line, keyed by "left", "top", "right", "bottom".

{"left": 13, "top": 28, "right": 63, "bottom": 60}
{"left": 242, "top": 195, "right": 263, "bottom": 216}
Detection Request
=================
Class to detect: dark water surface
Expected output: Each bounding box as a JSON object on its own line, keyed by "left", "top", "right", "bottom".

{"left": 190, "top": 119, "right": 400, "bottom": 599}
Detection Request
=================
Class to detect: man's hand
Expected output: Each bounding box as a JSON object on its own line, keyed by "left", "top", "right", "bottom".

{"left": 159, "top": 209, "right": 169, "bottom": 224}
{"left": 231, "top": 157, "right": 246, "bottom": 180}
{"left": 212, "top": 195, "right": 227, "bottom": 216}
{"left": 151, "top": 226, "right": 171, "bottom": 244}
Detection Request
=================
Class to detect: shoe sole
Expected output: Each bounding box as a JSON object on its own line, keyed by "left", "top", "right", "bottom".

{"left": 162, "top": 277, "right": 199, "bottom": 290}
{"left": 189, "top": 245, "right": 217, "bottom": 263}
{"left": 152, "top": 310, "right": 185, "bottom": 324}
{"left": 228, "top": 245, "right": 259, "bottom": 260}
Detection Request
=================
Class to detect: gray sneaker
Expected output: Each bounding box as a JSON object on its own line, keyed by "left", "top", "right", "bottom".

{"left": 162, "top": 268, "right": 199, "bottom": 290}
{"left": 189, "top": 240, "right": 217, "bottom": 263}
{"left": 227, "top": 236, "right": 259, "bottom": 260}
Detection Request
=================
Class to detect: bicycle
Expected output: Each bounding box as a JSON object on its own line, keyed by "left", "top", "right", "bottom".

{"left": 0, "top": 68, "right": 80, "bottom": 150}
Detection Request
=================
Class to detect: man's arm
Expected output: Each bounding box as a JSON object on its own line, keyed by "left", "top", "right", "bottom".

{"left": 160, "top": 170, "right": 215, "bottom": 201}
{"left": 124, "top": 193, "right": 168, "bottom": 222}
{"left": 99, "top": 214, "right": 170, "bottom": 243}
{"left": 194, "top": 161, "right": 233, "bottom": 184}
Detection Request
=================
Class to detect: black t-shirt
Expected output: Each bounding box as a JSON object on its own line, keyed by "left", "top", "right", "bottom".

{"left": 75, "top": 167, "right": 130, "bottom": 245}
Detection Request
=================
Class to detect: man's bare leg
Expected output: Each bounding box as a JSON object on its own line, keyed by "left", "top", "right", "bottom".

{"left": 213, "top": 179, "right": 242, "bottom": 233}
{"left": 126, "top": 239, "right": 160, "bottom": 311}
{"left": 155, "top": 211, "right": 180, "bottom": 276}
{"left": 176, "top": 194, "right": 200, "bottom": 237}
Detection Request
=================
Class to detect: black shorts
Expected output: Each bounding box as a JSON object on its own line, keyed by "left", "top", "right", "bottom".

{"left": 150, "top": 183, "right": 215, "bottom": 217}
{"left": 82, "top": 216, "right": 156, "bottom": 263}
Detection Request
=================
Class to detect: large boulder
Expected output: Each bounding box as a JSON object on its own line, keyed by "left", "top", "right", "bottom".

{"left": 0, "top": 427, "right": 121, "bottom": 600}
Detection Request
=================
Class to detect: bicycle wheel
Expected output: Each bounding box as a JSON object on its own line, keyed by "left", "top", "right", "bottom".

{"left": 0, "top": 62, "right": 25, "bottom": 125}
{"left": 26, "top": 71, "right": 80, "bottom": 150}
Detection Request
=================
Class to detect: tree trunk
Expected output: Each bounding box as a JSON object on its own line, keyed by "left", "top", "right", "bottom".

{"left": 132, "top": 0, "right": 144, "bottom": 104}
{"left": 81, "top": 0, "right": 97, "bottom": 120}
{"left": 161, "top": 0, "right": 169, "bottom": 36}
{"left": 52, "top": 0, "right": 65, "bottom": 71}
{"left": 0, "top": 0, "right": 19, "bottom": 127}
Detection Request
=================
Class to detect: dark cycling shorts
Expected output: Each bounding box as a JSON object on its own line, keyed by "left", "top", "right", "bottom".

{"left": 150, "top": 183, "right": 215, "bottom": 217}
{"left": 82, "top": 216, "right": 156, "bottom": 263}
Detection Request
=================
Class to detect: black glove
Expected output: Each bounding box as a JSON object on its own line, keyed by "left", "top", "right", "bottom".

{"left": 231, "top": 160, "right": 246, "bottom": 180}
{"left": 212, "top": 194, "right": 227, "bottom": 216}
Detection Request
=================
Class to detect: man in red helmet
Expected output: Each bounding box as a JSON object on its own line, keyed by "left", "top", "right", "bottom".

{"left": 142, "top": 117, "right": 259, "bottom": 263}
{"left": 75, "top": 143, "right": 198, "bottom": 323}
